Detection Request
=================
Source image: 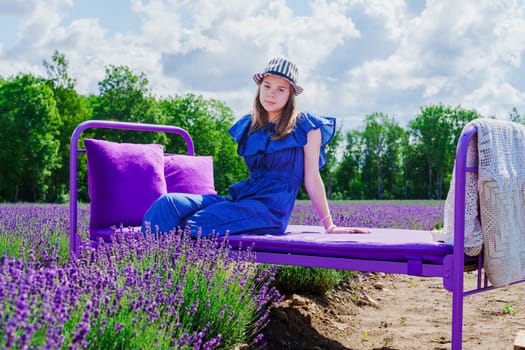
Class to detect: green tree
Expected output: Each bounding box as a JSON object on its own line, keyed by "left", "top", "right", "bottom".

{"left": 509, "top": 107, "right": 524, "bottom": 124}
{"left": 409, "top": 105, "right": 480, "bottom": 199}
{"left": 0, "top": 74, "right": 61, "bottom": 201}
{"left": 92, "top": 65, "right": 165, "bottom": 144}
{"left": 360, "top": 113, "right": 403, "bottom": 199}
{"left": 43, "top": 49, "right": 76, "bottom": 90}
{"left": 399, "top": 131, "right": 414, "bottom": 199}
{"left": 334, "top": 129, "right": 365, "bottom": 199}
{"left": 159, "top": 93, "right": 247, "bottom": 195}
{"left": 321, "top": 125, "right": 343, "bottom": 200}
{"left": 43, "top": 50, "right": 91, "bottom": 202}
{"left": 382, "top": 120, "right": 407, "bottom": 199}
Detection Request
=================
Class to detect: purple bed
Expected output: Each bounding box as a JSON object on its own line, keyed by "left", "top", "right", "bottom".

{"left": 68, "top": 119, "right": 520, "bottom": 350}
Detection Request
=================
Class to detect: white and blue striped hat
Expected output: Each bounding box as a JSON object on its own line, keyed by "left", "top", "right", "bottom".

{"left": 253, "top": 57, "right": 303, "bottom": 95}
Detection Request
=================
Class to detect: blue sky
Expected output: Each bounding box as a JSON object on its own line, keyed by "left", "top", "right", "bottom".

{"left": 1, "top": 0, "right": 525, "bottom": 130}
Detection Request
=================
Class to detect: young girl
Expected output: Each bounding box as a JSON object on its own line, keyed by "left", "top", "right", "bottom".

{"left": 142, "top": 57, "right": 368, "bottom": 236}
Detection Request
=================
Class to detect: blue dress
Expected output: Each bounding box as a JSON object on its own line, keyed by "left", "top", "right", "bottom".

{"left": 142, "top": 112, "right": 336, "bottom": 237}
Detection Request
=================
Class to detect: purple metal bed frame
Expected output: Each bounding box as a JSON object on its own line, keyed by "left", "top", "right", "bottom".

{"left": 68, "top": 119, "right": 522, "bottom": 349}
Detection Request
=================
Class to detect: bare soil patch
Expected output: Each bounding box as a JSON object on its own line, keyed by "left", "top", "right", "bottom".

{"left": 259, "top": 272, "right": 525, "bottom": 349}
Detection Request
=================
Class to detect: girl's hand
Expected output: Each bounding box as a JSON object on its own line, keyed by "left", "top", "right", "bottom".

{"left": 326, "top": 225, "right": 370, "bottom": 234}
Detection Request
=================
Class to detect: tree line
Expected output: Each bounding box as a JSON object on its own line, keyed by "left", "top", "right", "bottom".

{"left": 0, "top": 51, "right": 522, "bottom": 203}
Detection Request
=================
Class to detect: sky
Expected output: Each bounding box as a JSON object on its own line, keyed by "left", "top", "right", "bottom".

{"left": 1, "top": 0, "right": 525, "bottom": 130}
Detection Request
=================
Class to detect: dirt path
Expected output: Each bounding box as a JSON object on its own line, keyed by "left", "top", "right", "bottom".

{"left": 260, "top": 272, "right": 525, "bottom": 349}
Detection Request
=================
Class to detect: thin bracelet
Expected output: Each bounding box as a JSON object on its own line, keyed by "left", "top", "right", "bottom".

{"left": 321, "top": 215, "right": 332, "bottom": 225}
{"left": 325, "top": 224, "right": 337, "bottom": 233}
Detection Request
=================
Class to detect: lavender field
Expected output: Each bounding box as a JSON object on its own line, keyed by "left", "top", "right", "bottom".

{"left": 0, "top": 202, "right": 444, "bottom": 349}
{"left": 290, "top": 200, "right": 444, "bottom": 230}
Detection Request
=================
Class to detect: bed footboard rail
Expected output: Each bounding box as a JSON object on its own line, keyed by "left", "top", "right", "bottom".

{"left": 69, "top": 119, "right": 194, "bottom": 257}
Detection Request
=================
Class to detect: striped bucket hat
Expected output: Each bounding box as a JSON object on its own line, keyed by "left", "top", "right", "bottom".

{"left": 253, "top": 57, "right": 303, "bottom": 95}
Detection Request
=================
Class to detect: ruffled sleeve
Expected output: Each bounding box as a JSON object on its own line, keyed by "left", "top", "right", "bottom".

{"left": 294, "top": 113, "right": 336, "bottom": 169}
{"left": 228, "top": 114, "right": 252, "bottom": 143}
{"left": 228, "top": 112, "right": 336, "bottom": 169}
{"left": 228, "top": 114, "right": 270, "bottom": 157}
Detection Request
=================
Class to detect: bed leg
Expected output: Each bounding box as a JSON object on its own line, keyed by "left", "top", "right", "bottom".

{"left": 451, "top": 269, "right": 464, "bottom": 349}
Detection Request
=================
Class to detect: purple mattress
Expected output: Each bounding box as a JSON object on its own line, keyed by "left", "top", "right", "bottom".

{"left": 224, "top": 225, "right": 452, "bottom": 264}
{"left": 91, "top": 224, "right": 452, "bottom": 264}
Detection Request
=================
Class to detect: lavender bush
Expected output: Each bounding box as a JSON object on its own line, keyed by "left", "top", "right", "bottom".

{"left": 0, "top": 204, "right": 282, "bottom": 349}
{"left": 0, "top": 204, "right": 81, "bottom": 263}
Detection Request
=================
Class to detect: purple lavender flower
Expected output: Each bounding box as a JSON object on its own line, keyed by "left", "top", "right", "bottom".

{"left": 1, "top": 201, "right": 444, "bottom": 349}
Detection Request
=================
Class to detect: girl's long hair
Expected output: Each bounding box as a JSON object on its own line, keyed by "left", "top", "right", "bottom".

{"left": 250, "top": 83, "right": 299, "bottom": 140}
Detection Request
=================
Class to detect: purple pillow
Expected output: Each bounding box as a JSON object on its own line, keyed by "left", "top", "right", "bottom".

{"left": 164, "top": 155, "right": 217, "bottom": 194}
{"left": 84, "top": 139, "right": 167, "bottom": 230}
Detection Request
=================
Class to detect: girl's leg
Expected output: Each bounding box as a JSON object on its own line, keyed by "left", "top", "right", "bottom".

{"left": 185, "top": 199, "right": 284, "bottom": 237}
{"left": 142, "top": 193, "right": 224, "bottom": 234}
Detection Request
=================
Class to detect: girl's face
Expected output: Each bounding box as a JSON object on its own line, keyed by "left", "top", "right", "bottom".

{"left": 259, "top": 75, "right": 292, "bottom": 121}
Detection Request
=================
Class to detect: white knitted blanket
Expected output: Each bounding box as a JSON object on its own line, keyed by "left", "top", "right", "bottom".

{"left": 435, "top": 118, "right": 525, "bottom": 287}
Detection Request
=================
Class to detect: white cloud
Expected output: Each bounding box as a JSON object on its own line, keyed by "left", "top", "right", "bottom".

{"left": 0, "top": 0, "right": 524, "bottom": 129}
{"left": 133, "top": 0, "right": 361, "bottom": 117}
{"left": 464, "top": 81, "right": 525, "bottom": 118}
{"left": 354, "top": 0, "right": 409, "bottom": 39}
{"left": 334, "top": 0, "right": 525, "bottom": 127}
